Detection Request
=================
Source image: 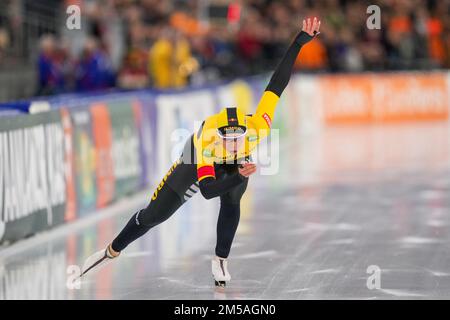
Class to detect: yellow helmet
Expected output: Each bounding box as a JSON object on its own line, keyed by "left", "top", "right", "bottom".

{"left": 216, "top": 107, "right": 247, "bottom": 138}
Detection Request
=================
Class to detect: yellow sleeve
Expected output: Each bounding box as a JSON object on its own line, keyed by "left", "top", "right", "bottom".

{"left": 195, "top": 118, "right": 216, "bottom": 181}
{"left": 250, "top": 90, "right": 280, "bottom": 138}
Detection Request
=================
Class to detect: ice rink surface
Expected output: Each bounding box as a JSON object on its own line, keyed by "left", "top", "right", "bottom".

{"left": 1, "top": 122, "right": 450, "bottom": 299}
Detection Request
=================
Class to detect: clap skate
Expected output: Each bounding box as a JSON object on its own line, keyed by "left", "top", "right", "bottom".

{"left": 212, "top": 256, "right": 231, "bottom": 288}
{"left": 80, "top": 244, "right": 119, "bottom": 278}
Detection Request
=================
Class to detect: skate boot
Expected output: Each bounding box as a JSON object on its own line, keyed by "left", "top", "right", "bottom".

{"left": 80, "top": 244, "right": 119, "bottom": 278}
{"left": 212, "top": 256, "right": 231, "bottom": 288}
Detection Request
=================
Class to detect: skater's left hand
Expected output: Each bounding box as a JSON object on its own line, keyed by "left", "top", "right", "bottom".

{"left": 239, "top": 162, "right": 257, "bottom": 178}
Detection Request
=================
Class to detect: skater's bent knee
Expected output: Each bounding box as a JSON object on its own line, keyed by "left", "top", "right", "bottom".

{"left": 138, "top": 210, "right": 169, "bottom": 227}
{"left": 138, "top": 199, "right": 181, "bottom": 227}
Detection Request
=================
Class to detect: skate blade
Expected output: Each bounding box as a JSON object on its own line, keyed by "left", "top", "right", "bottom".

{"left": 80, "top": 254, "right": 109, "bottom": 279}
{"left": 215, "top": 280, "right": 226, "bottom": 288}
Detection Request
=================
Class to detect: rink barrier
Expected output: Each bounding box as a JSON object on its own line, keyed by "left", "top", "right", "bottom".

{"left": 0, "top": 72, "right": 449, "bottom": 244}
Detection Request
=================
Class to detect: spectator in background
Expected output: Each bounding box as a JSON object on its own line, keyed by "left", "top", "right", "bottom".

{"left": 148, "top": 26, "right": 174, "bottom": 88}
{"left": 57, "top": 37, "right": 76, "bottom": 91}
{"left": 169, "top": 6, "right": 208, "bottom": 37}
{"left": 75, "top": 37, "right": 115, "bottom": 92}
{"left": 0, "top": 28, "right": 9, "bottom": 63}
{"left": 236, "top": 8, "right": 265, "bottom": 75}
{"left": 206, "top": 25, "right": 237, "bottom": 79}
{"left": 360, "top": 29, "right": 386, "bottom": 71}
{"left": 117, "top": 43, "right": 149, "bottom": 89}
{"left": 444, "top": 11, "right": 450, "bottom": 69}
{"left": 189, "top": 32, "right": 218, "bottom": 84}
{"left": 36, "top": 35, "right": 65, "bottom": 96}
{"left": 117, "top": 11, "right": 149, "bottom": 89}
{"left": 148, "top": 27, "right": 197, "bottom": 89}
{"left": 426, "top": 3, "right": 446, "bottom": 68}
{"left": 386, "top": 1, "right": 416, "bottom": 69}
{"left": 172, "top": 30, "right": 198, "bottom": 87}
{"left": 13, "top": 0, "right": 450, "bottom": 97}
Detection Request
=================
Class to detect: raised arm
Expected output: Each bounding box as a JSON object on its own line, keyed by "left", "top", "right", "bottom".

{"left": 252, "top": 17, "right": 321, "bottom": 129}
{"left": 265, "top": 17, "right": 321, "bottom": 97}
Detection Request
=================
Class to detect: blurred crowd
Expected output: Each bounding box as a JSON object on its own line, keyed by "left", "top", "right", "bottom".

{"left": 23, "top": 0, "right": 450, "bottom": 96}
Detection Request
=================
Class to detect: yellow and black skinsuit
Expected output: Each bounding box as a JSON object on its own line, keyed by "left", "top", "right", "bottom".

{"left": 112, "top": 31, "right": 315, "bottom": 258}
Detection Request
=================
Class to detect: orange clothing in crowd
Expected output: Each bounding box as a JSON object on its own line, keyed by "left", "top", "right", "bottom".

{"left": 170, "top": 12, "right": 208, "bottom": 37}
{"left": 389, "top": 16, "right": 412, "bottom": 33}
{"left": 427, "top": 18, "right": 446, "bottom": 65}
{"left": 294, "top": 38, "right": 328, "bottom": 70}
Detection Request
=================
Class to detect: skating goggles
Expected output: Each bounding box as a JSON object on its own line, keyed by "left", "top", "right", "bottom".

{"left": 216, "top": 126, "right": 247, "bottom": 140}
